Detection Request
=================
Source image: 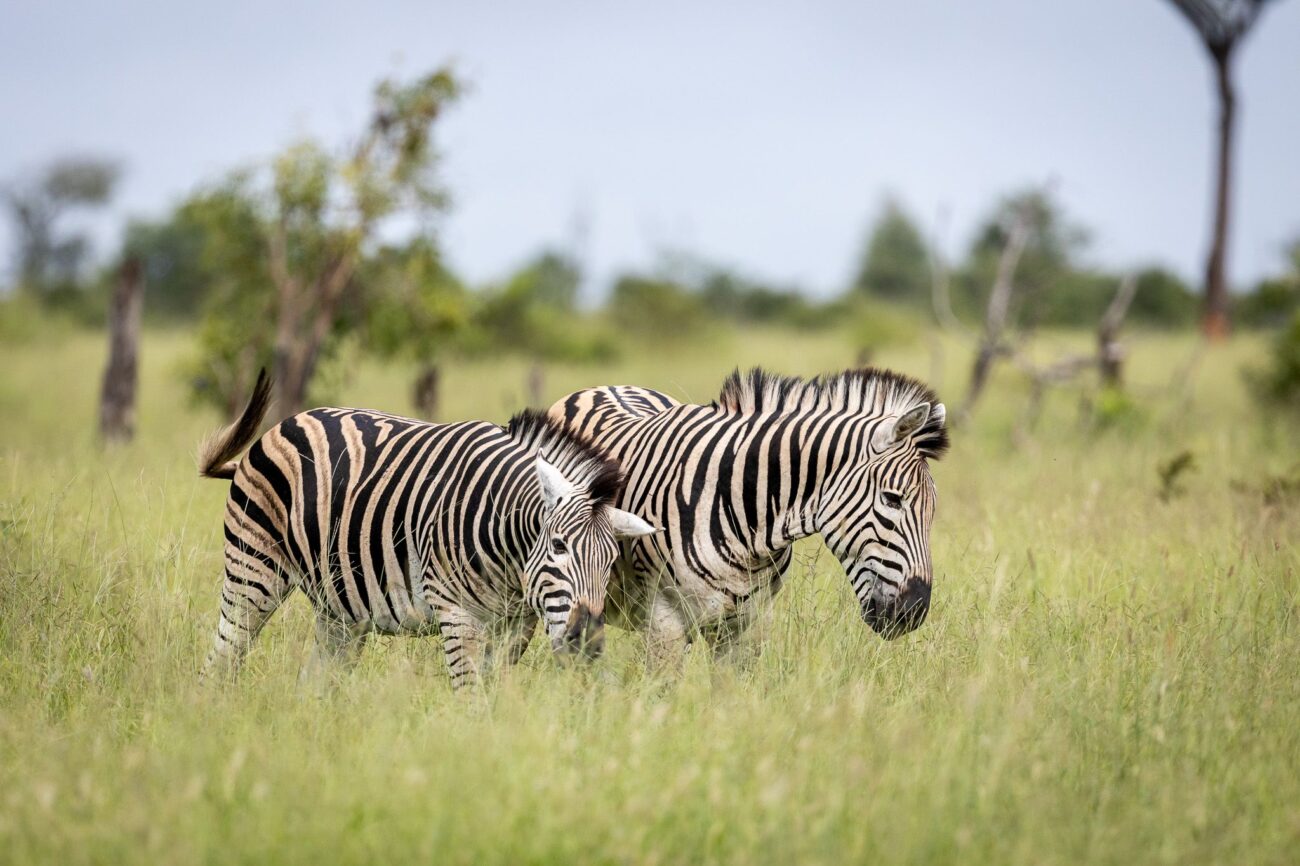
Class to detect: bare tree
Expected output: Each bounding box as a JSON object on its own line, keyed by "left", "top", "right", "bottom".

{"left": 1165, "top": 0, "right": 1278, "bottom": 338}
{"left": 99, "top": 256, "right": 143, "bottom": 443}
{"left": 957, "top": 200, "right": 1034, "bottom": 421}
{"left": 3, "top": 157, "right": 119, "bottom": 293}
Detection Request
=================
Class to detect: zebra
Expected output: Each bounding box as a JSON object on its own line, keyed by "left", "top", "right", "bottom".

{"left": 198, "top": 371, "right": 656, "bottom": 688}
{"left": 547, "top": 367, "right": 949, "bottom": 665}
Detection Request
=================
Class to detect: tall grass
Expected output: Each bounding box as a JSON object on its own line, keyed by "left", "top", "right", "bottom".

{"left": 1, "top": 325, "right": 1296, "bottom": 864}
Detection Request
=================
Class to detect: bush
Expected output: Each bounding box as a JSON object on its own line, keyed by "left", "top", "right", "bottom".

{"left": 845, "top": 299, "right": 922, "bottom": 355}
{"left": 1236, "top": 277, "right": 1299, "bottom": 330}
{"left": 1247, "top": 310, "right": 1300, "bottom": 411}
{"left": 607, "top": 275, "right": 711, "bottom": 341}
{"left": 1128, "top": 267, "right": 1197, "bottom": 328}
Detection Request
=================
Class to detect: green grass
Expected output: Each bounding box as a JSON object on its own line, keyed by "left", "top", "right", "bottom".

{"left": 1, "top": 324, "right": 1297, "bottom": 864}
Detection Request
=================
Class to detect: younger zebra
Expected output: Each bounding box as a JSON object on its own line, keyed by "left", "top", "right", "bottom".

{"left": 199, "top": 372, "right": 656, "bottom": 687}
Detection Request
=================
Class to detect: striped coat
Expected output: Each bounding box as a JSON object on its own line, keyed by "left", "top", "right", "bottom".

{"left": 548, "top": 367, "right": 949, "bottom": 663}
{"left": 199, "top": 373, "right": 655, "bottom": 687}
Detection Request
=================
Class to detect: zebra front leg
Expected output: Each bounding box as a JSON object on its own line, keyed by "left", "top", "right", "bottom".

{"left": 438, "top": 606, "right": 491, "bottom": 690}
{"left": 200, "top": 550, "right": 295, "bottom": 681}
{"left": 485, "top": 615, "right": 537, "bottom": 671}
{"left": 299, "top": 613, "right": 369, "bottom": 684}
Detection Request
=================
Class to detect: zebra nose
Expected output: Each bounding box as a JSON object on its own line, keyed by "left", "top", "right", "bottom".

{"left": 562, "top": 605, "right": 605, "bottom": 659}
{"left": 885, "top": 577, "right": 931, "bottom": 638}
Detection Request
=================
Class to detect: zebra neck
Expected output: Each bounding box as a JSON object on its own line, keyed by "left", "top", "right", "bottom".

{"left": 723, "top": 414, "right": 827, "bottom": 562}
{"left": 484, "top": 482, "right": 547, "bottom": 577}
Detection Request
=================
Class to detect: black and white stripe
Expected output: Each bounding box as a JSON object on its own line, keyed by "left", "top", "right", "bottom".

{"left": 547, "top": 367, "right": 949, "bottom": 661}
{"left": 198, "top": 372, "right": 655, "bottom": 687}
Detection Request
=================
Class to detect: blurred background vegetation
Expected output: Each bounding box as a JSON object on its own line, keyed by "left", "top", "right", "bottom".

{"left": 4, "top": 64, "right": 1298, "bottom": 425}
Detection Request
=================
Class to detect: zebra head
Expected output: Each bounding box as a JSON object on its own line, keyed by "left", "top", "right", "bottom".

{"left": 819, "top": 400, "right": 948, "bottom": 639}
{"left": 526, "top": 457, "right": 656, "bottom": 659}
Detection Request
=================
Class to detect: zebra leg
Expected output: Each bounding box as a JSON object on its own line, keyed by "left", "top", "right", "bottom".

{"left": 709, "top": 557, "right": 789, "bottom": 669}
{"left": 644, "top": 594, "right": 691, "bottom": 676}
{"left": 438, "top": 606, "right": 490, "bottom": 689}
{"left": 200, "top": 550, "right": 295, "bottom": 681}
{"left": 299, "top": 613, "right": 369, "bottom": 683}
{"left": 706, "top": 603, "right": 771, "bottom": 671}
{"left": 487, "top": 615, "right": 537, "bottom": 670}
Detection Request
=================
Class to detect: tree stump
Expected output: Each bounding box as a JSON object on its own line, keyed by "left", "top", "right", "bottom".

{"left": 414, "top": 364, "right": 441, "bottom": 419}
{"left": 99, "top": 256, "right": 143, "bottom": 444}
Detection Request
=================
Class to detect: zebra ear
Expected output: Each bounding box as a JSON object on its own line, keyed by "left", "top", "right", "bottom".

{"left": 535, "top": 456, "right": 576, "bottom": 510}
{"left": 607, "top": 507, "right": 657, "bottom": 539}
{"left": 872, "top": 403, "right": 932, "bottom": 451}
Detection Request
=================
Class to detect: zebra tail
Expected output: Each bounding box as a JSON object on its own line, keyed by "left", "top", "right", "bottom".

{"left": 197, "top": 368, "right": 273, "bottom": 480}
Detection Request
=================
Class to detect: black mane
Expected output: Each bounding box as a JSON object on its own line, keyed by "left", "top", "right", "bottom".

{"left": 713, "top": 367, "right": 949, "bottom": 459}
{"left": 505, "top": 409, "right": 625, "bottom": 505}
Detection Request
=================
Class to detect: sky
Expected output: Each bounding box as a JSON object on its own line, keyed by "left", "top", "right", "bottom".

{"left": 2, "top": 0, "right": 1298, "bottom": 301}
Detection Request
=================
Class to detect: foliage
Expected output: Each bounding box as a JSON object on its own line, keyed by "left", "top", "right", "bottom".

{"left": 698, "top": 269, "right": 834, "bottom": 329}
{"left": 845, "top": 299, "right": 923, "bottom": 354}
{"left": 473, "top": 251, "right": 616, "bottom": 362}
{"left": 1087, "top": 386, "right": 1146, "bottom": 433}
{"left": 1246, "top": 309, "right": 1300, "bottom": 411}
{"left": 607, "top": 273, "right": 712, "bottom": 341}
{"left": 1157, "top": 450, "right": 1197, "bottom": 501}
{"left": 120, "top": 210, "right": 219, "bottom": 320}
{"left": 852, "top": 198, "right": 930, "bottom": 306}
{"left": 1236, "top": 240, "right": 1300, "bottom": 329}
{"left": 2, "top": 155, "right": 120, "bottom": 299}
{"left": 957, "top": 188, "right": 1090, "bottom": 327}
{"left": 1128, "top": 266, "right": 1198, "bottom": 327}
{"left": 183, "top": 67, "right": 461, "bottom": 416}
{"left": 360, "top": 238, "right": 469, "bottom": 364}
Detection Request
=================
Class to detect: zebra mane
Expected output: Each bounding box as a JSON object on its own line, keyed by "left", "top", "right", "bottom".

{"left": 713, "top": 367, "right": 950, "bottom": 459}
{"left": 504, "top": 409, "right": 625, "bottom": 506}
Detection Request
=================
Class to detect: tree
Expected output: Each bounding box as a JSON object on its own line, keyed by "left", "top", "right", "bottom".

{"left": 607, "top": 274, "right": 710, "bottom": 341}
{"left": 361, "top": 237, "right": 469, "bottom": 418}
{"left": 470, "top": 250, "right": 616, "bottom": 405}
{"left": 3, "top": 157, "right": 119, "bottom": 297}
{"left": 1236, "top": 239, "right": 1300, "bottom": 328}
{"left": 960, "top": 187, "right": 1089, "bottom": 327}
{"left": 852, "top": 199, "right": 930, "bottom": 305}
{"left": 1164, "top": 0, "right": 1280, "bottom": 338}
{"left": 180, "top": 183, "right": 278, "bottom": 416}
{"left": 189, "top": 67, "right": 461, "bottom": 420}
{"left": 120, "top": 209, "right": 216, "bottom": 320}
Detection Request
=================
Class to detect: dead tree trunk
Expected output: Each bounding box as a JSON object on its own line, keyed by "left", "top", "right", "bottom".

{"left": 958, "top": 207, "right": 1031, "bottom": 421}
{"left": 99, "top": 256, "right": 143, "bottom": 443}
{"left": 268, "top": 229, "right": 356, "bottom": 422}
{"left": 1202, "top": 47, "right": 1235, "bottom": 339}
{"left": 1097, "top": 273, "right": 1138, "bottom": 387}
{"left": 413, "top": 363, "right": 441, "bottom": 419}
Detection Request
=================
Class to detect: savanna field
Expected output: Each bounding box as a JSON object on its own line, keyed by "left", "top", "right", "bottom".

{"left": 1, "top": 323, "right": 1297, "bottom": 865}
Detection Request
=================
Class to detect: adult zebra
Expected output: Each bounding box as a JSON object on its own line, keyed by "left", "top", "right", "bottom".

{"left": 547, "top": 367, "right": 949, "bottom": 663}
{"left": 199, "top": 371, "right": 656, "bottom": 687}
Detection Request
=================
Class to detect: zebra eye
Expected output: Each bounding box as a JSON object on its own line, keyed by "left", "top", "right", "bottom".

{"left": 550, "top": 537, "right": 569, "bottom": 556}
{"left": 881, "top": 491, "right": 903, "bottom": 510}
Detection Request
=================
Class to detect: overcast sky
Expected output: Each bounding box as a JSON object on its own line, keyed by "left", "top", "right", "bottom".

{"left": 2, "top": 0, "right": 1298, "bottom": 300}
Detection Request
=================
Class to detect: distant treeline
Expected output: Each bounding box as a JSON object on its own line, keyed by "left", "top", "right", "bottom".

{"left": 3, "top": 67, "right": 1299, "bottom": 418}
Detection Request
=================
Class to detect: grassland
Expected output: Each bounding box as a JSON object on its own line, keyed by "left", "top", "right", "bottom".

{"left": 1, "top": 323, "right": 1297, "bottom": 864}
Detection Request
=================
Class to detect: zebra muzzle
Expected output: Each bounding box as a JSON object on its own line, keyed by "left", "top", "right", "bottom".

{"left": 559, "top": 605, "right": 605, "bottom": 660}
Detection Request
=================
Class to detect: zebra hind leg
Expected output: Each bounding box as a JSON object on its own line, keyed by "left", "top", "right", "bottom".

{"left": 200, "top": 554, "right": 295, "bottom": 682}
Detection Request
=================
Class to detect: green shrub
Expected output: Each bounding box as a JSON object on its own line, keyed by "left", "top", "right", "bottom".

{"left": 1247, "top": 310, "right": 1300, "bottom": 410}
